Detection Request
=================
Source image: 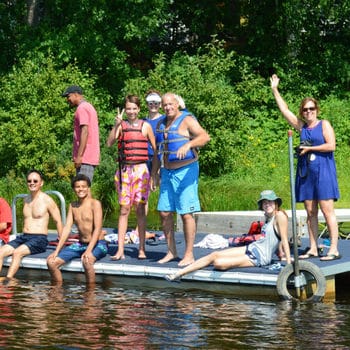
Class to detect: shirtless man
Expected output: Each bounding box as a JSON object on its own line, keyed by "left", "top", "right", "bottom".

{"left": 47, "top": 174, "right": 108, "bottom": 284}
{"left": 0, "top": 169, "right": 63, "bottom": 278}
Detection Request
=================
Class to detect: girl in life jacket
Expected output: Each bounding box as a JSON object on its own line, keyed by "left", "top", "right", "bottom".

{"left": 106, "top": 95, "right": 157, "bottom": 260}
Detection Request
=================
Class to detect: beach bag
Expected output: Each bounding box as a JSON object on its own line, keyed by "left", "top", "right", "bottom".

{"left": 230, "top": 221, "right": 265, "bottom": 246}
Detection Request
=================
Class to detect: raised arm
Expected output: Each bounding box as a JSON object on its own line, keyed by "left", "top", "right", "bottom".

{"left": 270, "top": 75, "right": 304, "bottom": 132}
{"left": 106, "top": 108, "right": 124, "bottom": 147}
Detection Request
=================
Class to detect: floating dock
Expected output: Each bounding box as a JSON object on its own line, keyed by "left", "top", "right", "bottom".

{"left": 8, "top": 192, "right": 350, "bottom": 301}
{"left": 3, "top": 230, "right": 350, "bottom": 302}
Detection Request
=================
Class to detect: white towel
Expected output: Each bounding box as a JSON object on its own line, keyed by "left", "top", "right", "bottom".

{"left": 194, "top": 234, "right": 229, "bottom": 249}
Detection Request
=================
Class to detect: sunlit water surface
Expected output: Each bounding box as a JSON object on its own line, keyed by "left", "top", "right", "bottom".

{"left": 1, "top": 273, "right": 350, "bottom": 350}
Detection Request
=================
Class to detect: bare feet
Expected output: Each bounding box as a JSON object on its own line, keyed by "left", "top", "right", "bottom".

{"left": 138, "top": 250, "right": 147, "bottom": 260}
{"left": 280, "top": 256, "right": 294, "bottom": 263}
{"left": 299, "top": 250, "right": 318, "bottom": 259}
{"left": 320, "top": 252, "right": 341, "bottom": 261}
{"left": 178, "top": 257, "right": 194, "bottom": 267}
{"left": 158, "top": 252, "right": 178, "bottom": 264}
{"left": 110, "top": 254, "right": 125, "bottom": 261}
{"left": 165, "top": 273, "right": 181, "bottom": 282}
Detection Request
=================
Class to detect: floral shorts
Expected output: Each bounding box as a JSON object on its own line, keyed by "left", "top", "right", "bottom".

{"left": 115, "top": 163, "right": 150, "bottom": 206}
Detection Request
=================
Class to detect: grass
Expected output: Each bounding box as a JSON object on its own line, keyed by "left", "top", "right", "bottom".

{"left": 199, "top": 146, "right": 350, "bottom": 212}
{"left": 3, "top": 146, "right": 350, "bottom": 231}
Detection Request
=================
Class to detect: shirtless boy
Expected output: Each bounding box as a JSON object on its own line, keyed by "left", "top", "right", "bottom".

{"left": 0, "top": 169, "right": 63, "bottom": 278}
{"left": 47, "top": 174, "right": 107, "bottom": 284}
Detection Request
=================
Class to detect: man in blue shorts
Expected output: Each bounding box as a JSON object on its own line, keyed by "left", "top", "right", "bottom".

{"left": 0, "top": 169, "right": 63, "bottom": 278}
{"left": 47, "top": 174, "right": 107, "bottom": 284}
{"left": 153, "top": 93, "right": 210, "bottom": 266}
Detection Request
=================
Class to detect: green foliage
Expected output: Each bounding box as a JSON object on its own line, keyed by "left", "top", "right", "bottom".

{"left": 92, "top": 149, "right": 119, "bottom": 220}
{"left": 124, "top": 40, "right": 245, "bottom": 176}
{"left": 0, "top": 171, "right": 25, "bottom": 204}
{"left": 199, "top": 143, "right": 350, "bottom": 213}
{"left": 1, "top": 1, "right": 350, "bottom": 217}
{"left": 240, "top": 0, "right": 350, "bottom": 94}
{"left": 13, "top": 0, "right": 169, "bottom": 98}
{"left": 0, "top": 54, "right": 112, "bottom": 179}
{"left": 320, "top": 94, "right": 350, "bottom": 145}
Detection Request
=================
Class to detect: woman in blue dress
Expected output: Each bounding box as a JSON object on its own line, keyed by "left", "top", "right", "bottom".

{"left": 271, "top": 74, "right": 340, "bottom": 261}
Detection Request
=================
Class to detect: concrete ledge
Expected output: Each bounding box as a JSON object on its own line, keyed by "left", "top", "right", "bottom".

{"left": 176, "top": 209, "right": 350, "bottom": 237}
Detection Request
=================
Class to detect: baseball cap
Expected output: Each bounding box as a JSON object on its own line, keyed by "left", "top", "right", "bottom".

{"left": 61, "top": 85, "right": 83, "bottom": 97}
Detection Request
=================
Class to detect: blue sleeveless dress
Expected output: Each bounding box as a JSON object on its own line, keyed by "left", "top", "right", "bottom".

{"left": 296, "top": 120, "right": 339, "bottom": 202}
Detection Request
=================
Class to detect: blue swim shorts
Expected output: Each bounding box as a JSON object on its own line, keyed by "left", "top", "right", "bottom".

{"left": 57, "top": 240, "right": 108, "bottom": 262}
{"left": 157, "top": 162, "right": 201, "bottom": 215}
{"left": 7, "top": 233, "right": 48, "bottom": 255}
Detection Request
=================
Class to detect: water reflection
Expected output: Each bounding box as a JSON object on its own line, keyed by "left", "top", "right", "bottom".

{"left": 0, "top": 278, "right": 350, "bottom": 349}
{"left": 0, "top": 280, "right": 16, "bottom": 348}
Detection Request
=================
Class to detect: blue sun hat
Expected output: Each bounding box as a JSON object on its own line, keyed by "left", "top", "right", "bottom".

{"left": 257, "top": 190, "right": 282, "bottom": 210}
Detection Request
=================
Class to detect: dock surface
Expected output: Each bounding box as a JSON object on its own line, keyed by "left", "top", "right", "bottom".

{"left": 3, "top": 230, "right": 350, "bottom": 300}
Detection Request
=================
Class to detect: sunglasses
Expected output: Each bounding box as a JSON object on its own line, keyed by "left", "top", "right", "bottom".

{"left": 302, "top": 107, "right": 316, "bottom": 112}
{"left": 147, "top": 101, "right": 160, "bottom": 106}
{"left": 27, "top": 179, "right": 39, "bottom": 184}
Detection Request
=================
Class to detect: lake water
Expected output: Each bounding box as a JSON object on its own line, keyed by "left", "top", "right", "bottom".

{"left": 9, "top": 208, "right": 350, "bottom": 349}
{"left": 1, "top": 270, "right": 350, "bottom": 349}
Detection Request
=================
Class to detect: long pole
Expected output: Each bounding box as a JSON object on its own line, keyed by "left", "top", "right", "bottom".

{"left": 288, "top": 130, "right": 301, "bottom": 297}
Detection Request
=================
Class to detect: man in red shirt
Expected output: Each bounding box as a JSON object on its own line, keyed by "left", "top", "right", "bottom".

{"left": 62, "top": 85, "right": 100, "bottom": 183}
{"left": 0, "top": 198, "right": 12, "bottom": 246}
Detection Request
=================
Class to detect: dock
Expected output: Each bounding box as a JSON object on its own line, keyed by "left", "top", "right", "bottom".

{"left": 3, "top": 229, "right": 350, "bottom": 302}
{"left": 7, "top": 191, "right": 350, "bottom": 301}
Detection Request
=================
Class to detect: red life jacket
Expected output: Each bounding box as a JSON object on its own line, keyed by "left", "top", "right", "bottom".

{"left": 230, "top": 221, "right": 265, "bottom": 246}
{"left": 118, "top": 120, "right": 149, "bottom": 164}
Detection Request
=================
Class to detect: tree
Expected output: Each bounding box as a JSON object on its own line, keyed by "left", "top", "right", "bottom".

{"left": 0, "top": 55, "right": 112, "bottom": 178}
{"left": 240, "top": 0, "right": 350, "bottom": 94}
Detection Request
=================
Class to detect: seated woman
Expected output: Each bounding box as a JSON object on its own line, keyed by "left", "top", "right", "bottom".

{"left": 165, "top": 190, "right": 292, "bottom": 281}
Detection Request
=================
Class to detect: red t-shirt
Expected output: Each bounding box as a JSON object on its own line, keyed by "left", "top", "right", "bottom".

{"left": 73, "top": 101, "right": 100, "bottom": 165}
{"left": 0, "top": 198, "right": 12, "bottom": 243}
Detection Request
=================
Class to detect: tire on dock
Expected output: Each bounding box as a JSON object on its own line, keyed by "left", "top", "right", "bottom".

{"left": 276, "top": 260, "right": 326, "bottom": 302}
